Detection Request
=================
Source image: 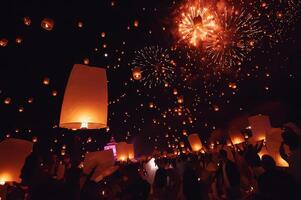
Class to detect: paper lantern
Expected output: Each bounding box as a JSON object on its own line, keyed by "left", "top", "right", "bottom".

{"left": 188, "top": 134, "right": 202, "bottom": 151}
{"left": 15, "top": 37, "right": 22, "bottom": 44}
{"left": 248, "top": 115, "right": 272, "bottom": 144}
{"left": 116, "top": 142, "right": 128, "bottom": 161}
{"left": 177, "top": 96, "right": 184, "bottom": 104}
{"left": 132, "top": 67, "right": 142, "bottom": 80}
{"left": 23, "top": 16, "right": 31, "bottom": 26}
{"left": 266, "top": 128, "right": 289, "bottom": 167}
{"left": 59, "top": 64, "right": 108, "bottom": 130}
{"left": 4, "top": 98, "right": 11, "bottom": 105}
{"left": 0, "top": 139, "right": 33, "bottom": 183}
{"left": 228, "top": 115, "right": 249, "bottom": 145}
{"left": 0, "top": 38, "right": 8, "bottom": 47}
{"left": 41, "top": 18, "right": 54, "bottom": 31}
{"left": 126, "top": 143, "right": 135, "bottom": 160}
{"left": 43, "top": 77, "right": 50, "bottom": 85}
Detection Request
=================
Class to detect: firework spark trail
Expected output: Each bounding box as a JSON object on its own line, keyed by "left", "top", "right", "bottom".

{"left": 132, "top": 46, "right": 176, "bottom": 88}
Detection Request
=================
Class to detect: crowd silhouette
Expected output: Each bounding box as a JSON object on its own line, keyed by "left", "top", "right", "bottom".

{"left": 2, "top": 127, "right": 301, "bottom": 200}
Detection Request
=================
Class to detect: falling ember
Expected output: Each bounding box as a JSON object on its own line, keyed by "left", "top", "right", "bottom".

{"left": 178, "top": 2, "right": 218, "bottom": 47}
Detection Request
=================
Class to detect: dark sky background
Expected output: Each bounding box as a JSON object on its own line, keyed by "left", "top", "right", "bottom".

{"left": 0, "top": 0, "right": 301, "bottom": 156}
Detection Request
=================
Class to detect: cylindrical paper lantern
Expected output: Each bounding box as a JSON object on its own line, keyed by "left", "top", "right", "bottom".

{"left": 59, "top": 64, "right": 108, "bottom": 130}
{"left": 248, "top": 115, "right": 271, "bottom": 144}
{"left": 116, "top": 142, "right": 128, "bottom": 161}
{"left": 228, "top": 115, "right": 249, "bottom": 145}
{"left": 0, "top": 139, "right": 33, "bottom": 183}
{"left": 126, "top": 144, "right": 135, "bottom": 160}
{"left": 266, "top": 128, "right": 289, "bottom": 167}
{"left": 188, "top": 134, "right": 202, "bottom": 151}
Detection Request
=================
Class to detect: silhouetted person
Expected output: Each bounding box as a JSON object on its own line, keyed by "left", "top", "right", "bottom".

{"left": 183, "top": 163, "right": 203, "bottom": 200}
{"left": 153, "top": 159, "right": 168, "bottom": 199}
{"left": 280, "top": 127, "right": 301, "bottom": 184}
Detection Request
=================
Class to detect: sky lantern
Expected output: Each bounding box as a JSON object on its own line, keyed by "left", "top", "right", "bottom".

{"left": 0, "top": 139, "right": 33, "bottom": 183}
{"left": 41, "top": 18, "right": 54, "bottom": 31}
{"left": 188, "top": 134, "right": 202, "bottom": 151}
{"left": 23, "top": 16, "right": 31, "bottom": 26}
{"left": 248, "top": 115, "right": 272, "bottom": 144}
{"left": 0, "top": 38, "right": 8, "bottom": 47}
{"left": 15, "top": 37, "right": 23, "bottom": 44}
{"left": 43, "top": 77, "right": 50, "bottom": 85}
{"left": 132, "top": 67, "right": 142, "bottom": 80}
{"left": 4, "top": 97, "right": 11, "bottom": 105}
{"left": 116, "top": 142, "right": 128, "bottom": 161}
{"left": 177, "top": 95, "right": 184, "bottom": 104}
{"left": 228, "top": 115, "right": 249, "bottom": 145}
{"left": 266, "top": 128, "right": 289, "bottom": 167}
{"left": 59, "top": 64, "right": 108, "bottom": 130}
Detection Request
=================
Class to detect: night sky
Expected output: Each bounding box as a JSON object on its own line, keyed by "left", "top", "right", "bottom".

{"left": 1, "top": 0, "right": 301, "bottom": 156}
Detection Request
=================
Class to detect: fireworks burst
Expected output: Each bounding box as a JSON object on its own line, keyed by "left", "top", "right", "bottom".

{"left": 132, "top": 46, "right": 176, "bottom": 88}
{"left": 206, "top": 6, "right": 263, "bottom": 70}
{"left": 178, "top": 3, "right": 219, "bottom": 47}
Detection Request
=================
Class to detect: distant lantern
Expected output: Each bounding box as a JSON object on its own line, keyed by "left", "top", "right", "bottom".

{"left": 78, "top": 21, "right": 84, "bottom": 28}
{"left": 116, "top": 142, "right": 128, "bottom": 161}
{"left": 4, "top": 97, "right": 11, "bottom": 105}
{"left": 180, "top": 142, "right": 185, "bottom": 148}
{"left": 266, "top": 128, "right": 289, "bottom": 167}
{"left": 23, "top": 16, "right": 31, "bottom": 26}
{"left": 132, "top": 67, "right": 142, "bottom": 80}
{"left": 0, "top": 38, "right": 8, "bottom": 47}
{"left": 134, "top": 20, "right": 139, "bottom": 27}
{"left": 177, "top": 96, "right": 184, "bottom": 104}
{"left": 173, "top": 88, "right": 178, "bottom": 95}
{"left": 59, "top": 64, "right": 108, "bottom": 130}
{"left": 43, "top": 77, "right": 50, "bottom": 85}
{"left": 32, "top": 136, "right": 38, "bottom": 143}
{"left": 101, "top": 32, "right": 106, "bottom": 38}
{"left": 83, "top": 58, "right": 89, "bottom": 65}
{"left": 213, "top": 105, "right": 219, "bottom": 112}
{"left": 27, "top": 97, "right": 33, "bottom": 104}
{"left": 52, "top": 90, "right": 58, "bottom": 96}
{"left": 18, "top": 106, "right": 24, "bottom": 113}
{"left": 248, "top": 115, "right": 271, "bottom": 144}
{"left": 149, "top": 102, "right": 154, "bottom": 108}
{"left": 188, "top": 134, "right": 202, "bottom": 152}
{"left": 41, "top": 18, "right": 54, "bottom": 31}
{"left": 15, "top": 37, "right": 23, "bottom": 44}
{"left": 0, "top": 139, "right": 33, "bottom": 183}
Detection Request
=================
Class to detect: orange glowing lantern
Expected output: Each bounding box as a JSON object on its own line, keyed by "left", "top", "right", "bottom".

{"left": 266, "top": 128, "right": 289, "bottom": 167}
{"left": 0, "top": 139, "right": 33, "bottom": 183}
{"left": 59, "top": 64, "right": 108, "bottom": 130}
{"left": 173, "top": 88, "right": 178, "bottom": 95}
{"left": 83, "top": 58, "right": 89, "bottom": 65}
{"left": 4, "top": 98, "right": 11, "bottom": 105}
{"left": 177, "top": 96, "right": 184, "bottom": 104}
{"left": 78, "top": 21, "right": 84, "bottom": 28}
{"left": 0, "top": 38, "right": 8, "bottom": 47}
{"left": 116, "top": 142, "right": 128, "bottom": 161}
{"left": 134, "top": 20, "right": 139, "bottom": 27}
{"left": 27, "top": 97, "right": 33, "bottom": 104}
{"left": 15, "top": 37, "right": 23, "bottom": 44}
{"left": 248, "top": 115, "right": 271, "bottom": 144}
{"left": 52, "top": 90, "right": 58, "bottom": 96}
{"left": 41, "top": 18, "right": 54, "bottom": 31}
{"left": 126, "top": 143, "right": 135, "bottom": 160}
{"left": 132, "top": 67, "right": 142, "bottom": 80}
{"left": 23, "top": 16, "right": 31, "bottom": 26}
{"left": 228, "top": 115, "right": 249, "bottom": 145}
{"left": 188, "top": 134, "right": 202, "bottom": 151}
{"left": 43, "top": 77, "right": 50, "bottom": 85}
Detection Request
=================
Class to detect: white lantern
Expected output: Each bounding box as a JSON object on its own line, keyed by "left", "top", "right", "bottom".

{"left": 59, "top": 64, "right": 108, "bottom": 130}
{"left": 248, "top": 115, "right": 272, "bottom": 144}
{"left": 188, "top": 134, "right": 202, "bottom": 151}
{"left": 0, "top": 139, "right": 33, "bottom": 183}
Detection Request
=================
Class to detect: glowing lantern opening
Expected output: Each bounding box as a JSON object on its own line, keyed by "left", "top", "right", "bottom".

{"left": 59, "top": 64, "right": 108, "bottom": 130}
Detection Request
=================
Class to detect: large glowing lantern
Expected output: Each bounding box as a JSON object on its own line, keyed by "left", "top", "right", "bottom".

{"left": 188, "top": 134, "right": 202, "bottom": 151}
{"left": 59, "top": 64, "right": 108, "bottom": 130}
{"left": 228, "top": 115, "right": 249, "bottom": 145}
{"left": 116, "top": 142, "right": 128, "bottom": 161}
{"left": 248, "top": 115, "right": 271, "bottom": 144}
{"left": 0, "top": 139, "right": 33, "bottom": 183}
{"left": 266, "top": 128, "right": 289, "bottom": 167}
